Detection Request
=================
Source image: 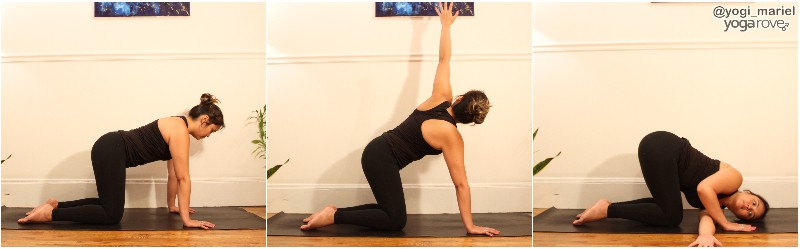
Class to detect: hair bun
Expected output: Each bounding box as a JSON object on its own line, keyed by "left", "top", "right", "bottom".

{"left": 200, "top": 93, "right": 221, "bottom": 106}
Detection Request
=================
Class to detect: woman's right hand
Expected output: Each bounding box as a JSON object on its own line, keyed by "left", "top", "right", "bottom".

{"left": 435, "top": 2, "right": 459, "bottom": 26}
{"left": 184, "top": 219, "right": 216, "bottom": 229}
{"left": 720, "top": 221, "right": 756, "bottom": 232}
{"left": 467, "top": 225, "right": 500, "bottom": 236}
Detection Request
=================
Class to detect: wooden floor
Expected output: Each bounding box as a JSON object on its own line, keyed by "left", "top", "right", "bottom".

{"left": 532, "top": 208, "right": 798, "bottom": 247}
{"left": 1, "top": 207, "right": 266, "bottom": 247}
{"left": 266, "top": 213, "right": 532, "bottom": 247}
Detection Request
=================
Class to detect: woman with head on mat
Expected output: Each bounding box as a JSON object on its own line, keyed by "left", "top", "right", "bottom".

{"left": 299, "top": 2, "right": 499, "bottom": 237}
{"left": 573, "top": 131, "right": 769, "bottom": 246}
{"left": 18, "top": 93, "right": 223, "bottom": 230}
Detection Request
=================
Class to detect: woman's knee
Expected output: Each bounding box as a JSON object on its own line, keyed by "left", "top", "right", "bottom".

{"left": 386, "top": 213, "right": 407, "bottom": 231}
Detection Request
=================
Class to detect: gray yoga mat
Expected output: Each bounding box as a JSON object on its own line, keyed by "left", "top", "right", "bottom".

{"left": 533, "top": 207, "right": 797, "bottom": 234}
{"left": 1, "top": 206, "right": 265, "bottom": 230}
{"left": 267, "top": 212, "right": 532, "bottom": 237}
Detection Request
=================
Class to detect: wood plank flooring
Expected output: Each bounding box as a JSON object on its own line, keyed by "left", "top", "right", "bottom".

{"left": 1, "top": 207, "right": 266, "bottom": 247}
{"left": 266, "top": 213, "right": 532, "bottom": 247}
{"left": 532, "top": 208, "right": 798, "bottom": 247}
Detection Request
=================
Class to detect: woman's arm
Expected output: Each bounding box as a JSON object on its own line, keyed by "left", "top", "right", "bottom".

{"left": 689, "top": 210, "right": 722, "bottom": 247}
{"left": 167, "top": 160, "right": 177, "bottom": 210}
{"left": 422, "top": 2, "right": 460, "bottom": 108}
{"left": 696, "top": 164, "right": 755, "bottom": 232}
{"left": 431, "top": 122, "right": 499, "bottom": 236}
{"left": 167, "top": 160, "right": 195, "bottom": 214}
{"left": 166, "top": 121, "right": 214, "bottom": 229}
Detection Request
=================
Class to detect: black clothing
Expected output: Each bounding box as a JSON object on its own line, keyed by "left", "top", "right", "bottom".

{"left": 52, "top": 131, "right": 127, "bottom": 224}
{"left": 381, "top": 101, "right": 457, "bottom": 169}
{"left": 334, "top": 136, "right": 407, "bottom": 230}
{"left": 607, "top": 131, "right": 725, "bottom": 226}
{"left": 335, "top": 102, "right": 457, "bottom": 230}
{"left": 51, "top": 117, "right": 187, "bottom": 224}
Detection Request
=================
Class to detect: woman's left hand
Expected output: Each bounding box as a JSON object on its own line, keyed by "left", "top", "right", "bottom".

{"left": 467, "top": 225, "right": 500, "bottom": 236}
{"left": 435, "top": 2, "right": 460, "bottom": 26}
{"left": 169, "top": 206, "right": 196, "bottom": 214}
{"left": 720, "top": 221, "right": 756, "bottom": 232}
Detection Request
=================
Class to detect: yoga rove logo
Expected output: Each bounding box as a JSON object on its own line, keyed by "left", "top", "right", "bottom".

{"left": 713, "top": 5, "right": 795, "bottom": 32}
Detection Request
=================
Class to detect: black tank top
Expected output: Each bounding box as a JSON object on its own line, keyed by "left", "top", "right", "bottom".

{"left": 381, "top": 101, "right": 457, "bottom": 169}
{"left": 678, "top": 137, "right": 732, "bottom": 209}
{"left": 118, "top": 116, "right": 188, "bottom": 168}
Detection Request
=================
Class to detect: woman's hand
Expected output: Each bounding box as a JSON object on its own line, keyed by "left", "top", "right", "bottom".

{"left": 184, "top": 219, "right": 215, "bottom": 230}
{"left": 466, "top": 225, "right": 500, "bottom": 236}
{"left": 435, "top": 2, "right": 459, "bottom": 26}
{"left": 169, "top": 206, "right": 196, "bottom": 214}
{"left": 689, "top": 234, "right": 722, "bottom": 247}
{"left": 720, "top": 221, "right": 756, "bottom": 232}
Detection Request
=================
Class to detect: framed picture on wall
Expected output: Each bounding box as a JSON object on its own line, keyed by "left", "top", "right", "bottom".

{"left": 94, "top": 2, "right": 190, "bottom": 17}
{"left": 375, "top": 2, "right": 474, "bottom": 17}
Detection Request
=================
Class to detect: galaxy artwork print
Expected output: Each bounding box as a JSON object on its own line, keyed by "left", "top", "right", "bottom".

{"left": 375, "top": 2, "right": 474, "bottom": 17}
{"left": 94, "top": 2, "right": 190, "bottom": 17}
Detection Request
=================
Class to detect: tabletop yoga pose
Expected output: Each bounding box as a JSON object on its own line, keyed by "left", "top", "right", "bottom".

{"left": 573, "top": 131, "right": 769, "bottom": 246}
{"left": 299, "top": 3, "right": 499, "bottom": 236}
{"left": 17, "top": 93, "right": 224, "bottom": 230}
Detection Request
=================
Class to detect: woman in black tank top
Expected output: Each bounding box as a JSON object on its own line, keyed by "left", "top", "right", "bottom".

{"left": 572, "top": 131, "right": 770, "bottom": 246}
{"left": 18, "top": 94, "right": 225, "bottom": 230}
{"left": 299, "top": 3, "right": 499, "bottom": 237}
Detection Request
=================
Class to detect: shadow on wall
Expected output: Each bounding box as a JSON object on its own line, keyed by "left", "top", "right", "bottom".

{"left": 576, "top": 153, "right": 647, "bottom": 208}
{"left": 310, "top": 18, "right": 437, "bottom": 213}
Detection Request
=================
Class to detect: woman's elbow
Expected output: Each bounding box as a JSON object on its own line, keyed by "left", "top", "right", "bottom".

{"left": 454, "top": 182, "right": 470, "bottom": 191}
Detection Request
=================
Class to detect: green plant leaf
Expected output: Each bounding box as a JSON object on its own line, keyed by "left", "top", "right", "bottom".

{"left": 267, "top": 158, "right": 290, "bottom": 179}
{"left": 1, "top": 154, "right": 11, "bottom": 164}
{"left": 533, "top": 151, "right": 560, "bottom": 176}
{"left": 532, "top": 128, "right": 539, "bottom": 142}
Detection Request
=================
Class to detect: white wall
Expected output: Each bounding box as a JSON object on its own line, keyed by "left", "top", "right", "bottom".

{"left": 533, "top": 3, "right": 798, "bottom": 208}
{"left": 1, "top": 3, "right": 266, "bottom": 207}
{"left": 267, "top": 3, "right": 532, "bottom": 214}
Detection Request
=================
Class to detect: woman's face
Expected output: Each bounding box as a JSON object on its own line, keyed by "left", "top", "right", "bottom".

{"left": 729, "top": 192, "right": 766, "bottom": 221}
{"left": 190, "top": 121, "right": 220, "bottom": 140}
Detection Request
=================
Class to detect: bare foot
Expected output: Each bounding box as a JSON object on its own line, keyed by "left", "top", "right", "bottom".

{"left": 26, "top": 198, "right": 58, "bottom": 215}
{"left": 18, "top": 203, "right": 54, "bottom": 224}
{"left": 300, "top": 206, "right": 336, "bottom": 230}
{"left": 303, "top": 204, "right": 335, "bottom": 223}
{"left": 573, "top": 199, "right": 610, "bottom": 225}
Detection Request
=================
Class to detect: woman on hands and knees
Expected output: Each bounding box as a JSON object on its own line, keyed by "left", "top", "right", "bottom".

{"left": 300, "top": 2, "right": 499, "bottom": 236}
{"left": 19, "top": 93, "right": 224, "bottom": 230}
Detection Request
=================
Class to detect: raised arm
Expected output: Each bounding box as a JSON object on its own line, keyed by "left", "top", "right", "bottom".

{"left": 696, "top": 164, "right": 755, "bottom": 232}
{"left": 166, "top": 121, "right": 214, "bottom": 229}
{"left": 429, "top": 2, "right": 459, "bottom": 103}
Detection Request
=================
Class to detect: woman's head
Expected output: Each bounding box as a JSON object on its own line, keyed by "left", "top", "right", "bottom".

{"left": 728, "top": 190, "right": 769, "bottom": 221}
{"left": 451, "top": 90, "right": 491, "bottom": 124}
{"left": 188, "top": 93, "right": 224, "bottom": 140}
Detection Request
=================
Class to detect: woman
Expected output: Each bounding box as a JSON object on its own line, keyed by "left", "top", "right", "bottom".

{"left": 18, "top": 93, "right": 224, "bottom": 230}
{"left": 299, "top": 3, "right": 499, "bottom": 236}
{"left": 573, "top": 131, "right": 769, "bottom": 246}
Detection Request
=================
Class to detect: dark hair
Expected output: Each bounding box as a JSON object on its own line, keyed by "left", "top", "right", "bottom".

{"left": 744, "top": 190, "right": 769, "bottom": 221}
{"left": 452, "top": 90, "right": 491, "bottom": 124}
{"left": 188, "top": 93, "right": 225, "bottom": 129}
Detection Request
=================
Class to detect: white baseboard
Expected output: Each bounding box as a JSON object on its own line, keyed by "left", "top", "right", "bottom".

{"left": 533, "top": 177, "right": 797, "bottom": 209}
{"left": 1, "top": 177, "right": 265, "bottom": 208}
{"left": 267, "top": 182, "right": 531, "bottom": 214}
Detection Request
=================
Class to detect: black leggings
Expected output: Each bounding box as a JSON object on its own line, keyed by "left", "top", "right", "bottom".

{"left": 333, "top": 136, "right": 407, "bottom": 231}
{"left": 51, "top": 132, "right": 126, "bottom": 225}
{"left": 607, "top": 131, "right": 686, "bottom": 226}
